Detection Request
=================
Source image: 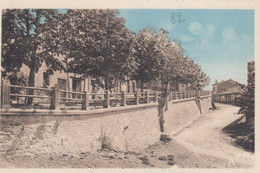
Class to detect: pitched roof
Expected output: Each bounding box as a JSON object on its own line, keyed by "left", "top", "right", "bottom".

{"left": 218, "top": 86, "right": 244, "bottom": 95}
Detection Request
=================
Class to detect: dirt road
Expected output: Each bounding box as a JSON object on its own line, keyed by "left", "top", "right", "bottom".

{"left": 170, "top": 103, "right": 254, "bottom": 168}
{"left": 0, "top": 103, "right": 254, "bottom": 168}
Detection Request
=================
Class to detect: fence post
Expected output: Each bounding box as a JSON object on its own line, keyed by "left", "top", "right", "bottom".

{"left": 173, "top": 91, "right": 176, "bottom": 100}
{"left": 1, "top": 80, "right": 10, "bottom": 109}
{"left": 145, "top": 90, "right": 149, "bottom": 103}
{"left": 50, "top": 86, "right": 60, "bottom": 110}
{"left": 121, "top": 91, "right": 126, "bottom": 106}
{"left": 82, "top": 91, "right": 89, "bottom": 110}
{"left": 154, "top": 91, "right": 158, "bottom": 102}
{"left": 104, "top": 90, "right": 110, "bottom": 108}
{"left": 134, "top": 91, "right": 139, "bottom": 105}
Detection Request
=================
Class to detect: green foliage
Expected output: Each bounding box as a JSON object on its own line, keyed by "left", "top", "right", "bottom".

{"left": 131, "top": 28, "right": 209, "bottom": 93}
{"left": 2, "top": 71, "right": 28, "bottom": 98}
{"left": 2, "top": 9, "right": 65, "bottom": 105}
{"left": 2, "top": 9, "right": 210, "bottom": 94}
{"left": 238, "top": 65, "right": 255, "bottom": 128}
{"left": 2, "top": 9, "right": 63, "bottom": 74}
{"left": 55, "top": 9, "right": 137, "bottom": 90}
{"left": 5, "top": 72, "right": 28, "bottom": 86}
{"left": 131, "top": 28, "right": 163, "bottom": 83}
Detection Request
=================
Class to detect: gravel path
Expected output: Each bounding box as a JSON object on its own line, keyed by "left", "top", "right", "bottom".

{"left": 0, "top": 103, "right": 254, "bottom": 168}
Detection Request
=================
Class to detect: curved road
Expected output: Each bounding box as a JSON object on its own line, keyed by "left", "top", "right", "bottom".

{"left": 167, "top": 103, "right": 254, "bottom": 168}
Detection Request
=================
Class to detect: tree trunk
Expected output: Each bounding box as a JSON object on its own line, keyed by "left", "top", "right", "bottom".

{"left": 161, "top": 78, "right": 164, "bottom": 96}
{"left": 116, "top": 81, "right": 119, "bottom": 93}
{"left": 27, "top": 63, "right": 36, "bottom": 106}
{"left": 105, "top": 78, "right": 108, "bottom": 91}
{"left": 66, "top": 58, "right": 70, "bottom": 98}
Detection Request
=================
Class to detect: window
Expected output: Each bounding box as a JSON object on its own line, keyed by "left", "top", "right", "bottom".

{"left": 43, "top": 72, "right": 49, "bottom": 86}
{"left": 72, "top": 78, "right": 82, "bottom": 98}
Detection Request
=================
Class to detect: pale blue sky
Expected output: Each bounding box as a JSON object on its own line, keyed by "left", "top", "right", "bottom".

{"left": 118, "top": 9, "right": 254, "bottom": 90}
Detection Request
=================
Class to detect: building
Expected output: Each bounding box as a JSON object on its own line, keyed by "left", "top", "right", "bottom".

{"left": 212, "top": 79, "right": 245, "bottom": 103}
{"left": 20, "top": 62, "right": 92, "bottom": 93}
{"left": 136, "top": 80, "right": 192, "bottom": 93}
{"left": 19, "top": 59, "right": 135, "bottom": 95}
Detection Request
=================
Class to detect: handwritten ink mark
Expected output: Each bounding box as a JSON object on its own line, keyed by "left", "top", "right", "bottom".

{"left": 171, "top": 12, "right": 186, "bottom": 24}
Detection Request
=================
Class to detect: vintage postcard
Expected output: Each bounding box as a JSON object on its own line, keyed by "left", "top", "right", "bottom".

{"left": 0, "top": 0, "right": 259, "bottom": 172}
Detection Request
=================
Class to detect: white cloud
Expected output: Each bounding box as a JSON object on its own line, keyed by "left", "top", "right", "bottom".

{"left": 222, "top": 27, "right": 237, "bottom": 41}
{"left": 207, "top": 24, "right": 216, "bottom": 35}
{"left": 188, "top": 21, "right": 216, "bottom": 50}
{"left": 221, "top": 27, "right": 253, "bottom": 58}
{"left": 189, "top": 22, "right": 203, "bottom": 35}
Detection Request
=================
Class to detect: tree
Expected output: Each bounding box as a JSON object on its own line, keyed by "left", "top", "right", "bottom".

{"left": 2, "top": 9, "right": 63, "bottom": 105}
{"left": 239, "top": 62, "right": 255, "bottom": 128}
{"left": 155, "top": 31, "right": 185, "bottom": 95}
{"left": 131, "top": 28, "right": 163, "bottom": 91}
{"left": 179, "top": 57, "right": 210, "bottom": 90}
{"left": 55, "top": 9, "right": 136, "bottom": 91}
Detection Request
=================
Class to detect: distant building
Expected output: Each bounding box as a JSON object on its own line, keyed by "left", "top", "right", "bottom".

{"left": 212, "top": 79, "right": 245, "bottom": 103}
{"left": 136, "top": 80, "right": 192, "bottom": 92}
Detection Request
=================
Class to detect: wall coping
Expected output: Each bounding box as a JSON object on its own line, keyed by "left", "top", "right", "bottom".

{"left": 0, "top": 102, "right": 159, "bottom": 116}
{"left": 200, "top": 95, "right": 212, "bottom": 99}
{"left": 170, "top": 95, "right": 211, "bottom": 104}
{"left": 171, "top": 98, "right": 196, "bottom": 104}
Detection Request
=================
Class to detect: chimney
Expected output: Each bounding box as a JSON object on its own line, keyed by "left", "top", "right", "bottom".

{"left": 215, "top": 80, "right": 218, "bottom": 84}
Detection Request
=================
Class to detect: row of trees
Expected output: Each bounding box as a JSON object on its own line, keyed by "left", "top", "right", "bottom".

{"left": 2, "top": 9, "right": 210, "bottom": 104}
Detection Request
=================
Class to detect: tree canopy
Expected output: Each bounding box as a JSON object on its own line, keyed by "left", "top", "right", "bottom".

{"left": 2, "top": 9, "right": 210, "bottom": 96}
{"left": 2, "top": 9, "right": 64, "bottom": 104}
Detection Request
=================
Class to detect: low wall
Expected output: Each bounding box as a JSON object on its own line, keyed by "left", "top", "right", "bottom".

{"left": 162, "top": 98, "right": 201, "bottom": 136}
{"left": 0, "top": 95, "right": 213, "bottom": 156}
{"left": 0, "top": 104, "right": 161, "bottom": 156}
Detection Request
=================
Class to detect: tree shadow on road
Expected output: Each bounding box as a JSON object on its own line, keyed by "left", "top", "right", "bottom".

{"left": 222, "top": 116, "right": 254, "bottom": 153}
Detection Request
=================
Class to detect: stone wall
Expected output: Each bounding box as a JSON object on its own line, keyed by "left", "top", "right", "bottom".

{"left": 0, "top": 104, "right": 161, "bottom": 155}
{"left": 0, "top": 95, "right": 213, "bottom": 156}
{"left": 162, "top": 99, "right": 201, "bottom": 136}
{"left": 161, "top": 96, "right": 212, "bottom": 136}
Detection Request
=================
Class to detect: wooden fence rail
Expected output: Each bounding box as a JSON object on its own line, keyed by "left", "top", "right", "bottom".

{"left": 1, "top": 82, "right": 211, "bottom": 110}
